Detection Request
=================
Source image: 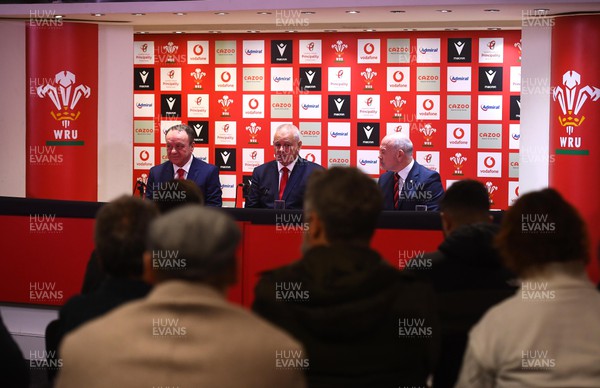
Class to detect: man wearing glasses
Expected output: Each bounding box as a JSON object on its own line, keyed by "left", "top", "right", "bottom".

{"left": 145, "top": 124, "right": 222, "bottom": 206}
{"left": 245, "top": 123, "right": 323, "bottom": 209}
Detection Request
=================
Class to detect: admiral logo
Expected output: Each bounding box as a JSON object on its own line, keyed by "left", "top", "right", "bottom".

{"left": 299, "top": 95, "right": 322, "bottom": 118}
{"left": 448, "top": 38, "right": 472, "bottom": 62}
{"left": 136, "top": 102, "right": 152, "bottom": 109}
{"left": 419, "top": 47, "right": 438, "bottom": 54}
{"left": 480, "top": 104, "right": 500, "bottom": 111}
{"left": 216, "top": 148, "right": 236, "bottom": 171}
{"left": 450, "top": 76, "right": 469, "bottom": 82}
{"left": 302, "top": 104, "right": 320, "bottom": 110}
{"left": 356, "top": 149, "right": 381, "bottom": 173}
{"left": 359, "top": 159, "right": 378, "bottom": 165}
{"left": 245, "top": 49, "right": 263, "bottom": 55}
{"left": 135, "top": 68, "right": 154, "bottom": 90}
{"left": 271, "top": 40, "right": 293, "bottom": 63}
{"left": 328, "top": 95, "right": 351, "bottom": 118}
{"left": 273, "top": 76, "right": 292, "bottom": 83}
{"left": 330, "top": 131, "right": 348, "bottom": 138}
{"left": 357, "top": 122, "right": 380, "bottom": 146}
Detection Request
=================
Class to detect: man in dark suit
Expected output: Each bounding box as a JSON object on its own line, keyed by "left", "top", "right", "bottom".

{"left": 245, "top": 123, "right": 323, "bottom": 209}
{"left": 378, "top": 133, "right": 444, "bottom": 211}
{"left": 145, "top": 124, "right": 222, "bottom": 207}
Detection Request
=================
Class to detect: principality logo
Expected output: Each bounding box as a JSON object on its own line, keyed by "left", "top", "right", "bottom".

{"left": 37, "top": 70, "right": 91, "bottom": 128}
{"left": 487, "top": 40, "right": 496, "bottom": 50}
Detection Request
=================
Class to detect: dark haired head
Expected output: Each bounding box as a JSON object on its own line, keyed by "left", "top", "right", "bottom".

{"left": 95, "top": 196, "right": 159, "bottom": 278}
{"left": 153, "top": 179, "right": 204, "bottom": 214}
{"left": 304, "top": 167, "right": 383, "bottom": 245}
{"left": 495, "top": 188, "right": 590, "bottom": 276}
{"left": 440, "top": 180, "right": 491, "bottom": 233}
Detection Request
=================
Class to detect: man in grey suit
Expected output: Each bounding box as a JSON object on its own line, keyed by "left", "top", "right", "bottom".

{"left": 56, "top": 206, "right": 306, "bottom": 388}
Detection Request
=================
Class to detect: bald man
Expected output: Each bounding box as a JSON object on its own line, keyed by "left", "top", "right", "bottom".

{"left": 378, "top": 134, "right": 444, "bottom": 211}
{"left": 245, "top": 124, "right": 324, "bottom": 209}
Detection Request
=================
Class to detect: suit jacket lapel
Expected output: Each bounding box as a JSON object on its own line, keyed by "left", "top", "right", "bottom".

{"left": 187, "top": 157, "right": 200, "bottom": 182}
{"left": 270, "top": 161, "right": 280, "bottom": 200}
{"left": 160, "top": 161, "right": 175, "bottom": 181}
{"left": 400, "top": 163, "right": 419, "bottom": 208}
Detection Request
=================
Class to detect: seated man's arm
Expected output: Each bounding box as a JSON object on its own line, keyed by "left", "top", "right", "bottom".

{"left": 204, "top": 166, "right": 223, "bottom": 207}
{"left": 423, "top": 172, "right": 444, "bottom": 211}
{"left": 245, "top": 170, "right": 263, "bottom": 208}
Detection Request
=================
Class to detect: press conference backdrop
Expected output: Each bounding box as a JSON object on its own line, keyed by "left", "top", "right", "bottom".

{"left": 132, "top": 30, "right": 522, "bottom": 209}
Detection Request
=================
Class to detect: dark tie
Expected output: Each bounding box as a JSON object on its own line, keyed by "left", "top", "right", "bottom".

{"left": 279, "top": 166, "right": 289, "bottom": 200}
{"left": 394, "top": 173, "right": 400, "bottom": 210}
{"left": 177, "top": 168, "right": 185, "bottom": 180}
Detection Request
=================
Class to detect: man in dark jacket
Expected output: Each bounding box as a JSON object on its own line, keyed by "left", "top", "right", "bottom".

{"left": 253, "top": 167, "right": 439, "bottom": 388}
{"left": 414, "top": 179, "right": 516, "bottom": 388}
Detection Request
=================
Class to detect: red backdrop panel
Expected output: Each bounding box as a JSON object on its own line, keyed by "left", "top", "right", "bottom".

{"left": 26, "top": 22, "right": 98, "bottom": 201}
{"left": 550, "top": 16, "right": 600, "bottom": 282}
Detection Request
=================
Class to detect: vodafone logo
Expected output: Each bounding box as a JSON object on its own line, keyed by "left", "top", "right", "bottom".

{"left": 364, "top": 43, "right": 375, "bottom": 54}
{"left": 221, "top": 71, "right": 231, "bottom": 82}
{"left": 196, "top": 96, "right": 203, "bottom": 105}
{"left": 249, "top": 98, "right": 259, "bottom": 109}
{"left": 140, "top": 150, "right": 150, "bottom": 161}
{"left": 484, "top": 156, "right": 495, "bottom": 168}
{"left": 223, "top": 124, "right": 229, "bottom": 133}
{"left": 393, "top": 71, "right": 404, "bottom": 83}
{"left": 307, "top": 42, "right": 315, "bottom": 51}
{"left": 453, "top": 127, "right": 465, "bottom": 139}
{"left": 305, "top": 153, "right": 316, "bottom": 162}
{"left": 168, "top": 70, "right": 175, "bottom": 79}
{"left": 423, "top": 99, "right": 434, "bottom": 111}
{"left": 515, "top": 186, "right": 519, "bottom": 196}
{"left": 193, "top": 44, "right": 203, "bottom": 56}
{"left": 425, "top": 154, "right": 433, "bottom": 163}
{"left": 251, "top": 150, "right": 257, "bottom": 160}
{"left": 337, "top": 70, "right": 344, "bottom": 78}
{"left": 141, "top": 43, "right": 148, "bottom": 53}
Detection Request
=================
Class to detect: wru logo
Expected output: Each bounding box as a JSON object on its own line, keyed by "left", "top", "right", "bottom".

{"left": 37, "top": 70, "right": 91, "bottom": 128}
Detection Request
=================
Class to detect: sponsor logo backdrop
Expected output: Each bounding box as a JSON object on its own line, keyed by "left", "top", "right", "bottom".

{"left": 134, "top": 31, "right": 520, "bottom": 209}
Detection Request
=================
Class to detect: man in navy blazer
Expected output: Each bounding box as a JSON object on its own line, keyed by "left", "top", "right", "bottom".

{"left": 145, "top": 124, "right": 222, "bottom": 207}
{"left": 378, "top": 134, "right": 444, "bottom": 211}
{"left": 246, "top": 124, "right": 323, "bottom": 209}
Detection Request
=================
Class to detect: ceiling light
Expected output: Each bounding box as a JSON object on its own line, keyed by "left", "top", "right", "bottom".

{"left": 346, "top": 11, "right": 360, "bottom": 14}
{"left": 174, "top": 12, "right": 186, "bottom": 16}
{"left": 324, "top": 29, "right": 337, "bottom": 32}
{"left": 208, "top": 31, "right": 221, "bottom": 34}
{"left": 487, "top": 27, "right": 501, "bottom": 30}
{"left": 301, "top": 11, "right": 316, "bottom": 15}
{"left": 437, "top": 9, "right": 452, "bottom": 13}
{"left": 132, "top": 13, "right": 145, "bottom": 16}
{"left": 247, "top": 30, "right": 259, "bottom": 33}
{"left": 286, "top": 30, "right": 297, "bottom": 33}
{"left": 54, "top": 14, "right": 64, "bottom": 19}
{"left": 390, "top": 10, "right": 406, "bottom": 14}
{"left": 174, "top": 31, "right": 184, "bottom": 34}
{"left": 257, "top": 12, "right": 272, "bottom": 15}
{"left": 534, "top": 8, "right": 550, "bottom": 12}
{"left": 214, "top": 12, "right": 228, "bottom": 15}
{"left": 92, "top": 13, "right": 104, "bottom": 17}
{"left": 136, "top": 31, "right": 148, "bottom": 34}
{"left": 484, "top": 9, "right": 500, "bottom": 13}
{"left": 364, "top": 29, "right": 376, "bottom": 32}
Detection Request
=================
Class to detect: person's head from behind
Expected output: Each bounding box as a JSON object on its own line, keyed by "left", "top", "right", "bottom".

{"left": 95, "top": 196, "right": 159, "bottom": 279}
{"left": 153, "top": 179, "right": 204, "bottom": 214}
{"left": 496, "top": 188, "right": 590, "bottom": 278}
{"left": 165, "top": 124, "right": 195, "bottom": 167}
{"left": 143, "top": 205, "right": 241, "bottom": 293}
{"left": 440, "top": 179, "right": 491, "bottom": 236}
{"left": 303, "top": 167, "right": 383, "bottom": 250}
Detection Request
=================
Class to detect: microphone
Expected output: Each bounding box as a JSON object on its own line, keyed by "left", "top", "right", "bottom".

{"left": 235, "top": 182, "right": 251, "bottom": 208}
{"left": 134, "top": 178, "right": 147, "bottom": 198}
